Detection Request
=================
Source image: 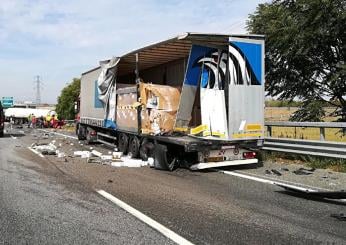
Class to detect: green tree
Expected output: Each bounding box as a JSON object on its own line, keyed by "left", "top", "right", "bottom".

{"left": 247, "top": 0, "right": 346, "bottom": 121}
{"left": 56, "top": 78, "right": 80, "bottom": 120}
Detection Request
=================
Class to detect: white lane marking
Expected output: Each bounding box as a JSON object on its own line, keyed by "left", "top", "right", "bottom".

{"left": 234, "top": 170, "right": 333, "bottom": 191}
{"left": 27, "top": 147, "right": 45, "bottom": 158}
{"left": 221, "top": 171, "right": 346, "bottom": 202}
{"left": 97, "top": 190, "right": 194, "bottom": 245}
{"left": 38, "top": 129, "right": 78, "bottom": 140}
{"left": 222, "top": 171, "right": 275, "bottom": 185}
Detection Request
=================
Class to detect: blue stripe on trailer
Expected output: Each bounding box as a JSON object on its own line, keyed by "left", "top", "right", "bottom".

{"left": 184, "top": 45, "right": 216, "bottom": 86}
{"left": 94, "top": 80, "right": 103, "bottom": 108}
{"left": 231, "top": 41, "right": 262, "bottom": 84}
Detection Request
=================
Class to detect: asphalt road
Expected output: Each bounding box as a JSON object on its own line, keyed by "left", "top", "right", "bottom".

{"left": 0, "top": 127, "right": 174, "bottom": 245}
{"left": 1, "top": 126, "right": 346, "bottom": 244}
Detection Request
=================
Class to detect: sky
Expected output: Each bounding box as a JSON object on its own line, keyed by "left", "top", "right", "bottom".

{"left": 0, "top": 0, "right": 266, "bottom": 104}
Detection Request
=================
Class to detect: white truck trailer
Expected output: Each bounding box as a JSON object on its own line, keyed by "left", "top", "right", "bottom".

{"left": 77, "top": 33, "right": 265, "bottom": 171}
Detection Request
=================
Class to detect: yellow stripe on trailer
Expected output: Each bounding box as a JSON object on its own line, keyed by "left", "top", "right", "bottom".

{"left": 211, "top": 131, "right": 226, "bottom": 138}
{"left": 190, "top": 124, "right": 208, "bottom": 135}
{"left": 174, "top": 127, "right": 189, "bottom": 132}
{"left": 245, "top": 124, "right": 262, "bottom": 131}
{"left": 202, "top": 131, "right": 211, "bottom": 137}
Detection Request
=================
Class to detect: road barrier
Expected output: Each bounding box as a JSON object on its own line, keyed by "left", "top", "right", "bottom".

{"left": 264, "top": 121, "right": 346, "bottom": 159}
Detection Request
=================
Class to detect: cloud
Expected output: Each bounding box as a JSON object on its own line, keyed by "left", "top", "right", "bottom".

{"left": 0, "top": 0, "right": 265, "bottom": 103}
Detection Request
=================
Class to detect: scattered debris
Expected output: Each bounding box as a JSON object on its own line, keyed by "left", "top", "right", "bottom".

{"left": 293, "top": 168, "right": 315, "bottom": 175}
{"left": 271, "top": 169, "right": 282, "bottom": 176}
{"left": 264, "top": 169, "right": 282, "bottom": 176}
{"left": 280, "top": 167, "right": 289, "bottom": 172}
{"left": 74, "top": 151, "right": 91, "bottom": 158}
{"left": 31, "top": 143, "right": 57, "bottom": 155}
{"left": 111, "top": 162, "right": 124, "bottom": 167}
{"left": 275, "top": 183, "right": 346, "bottom": 199}
{"left": 265, "top": 170, "right": 271, "bottom": 175}
{"left": 108, "top": 179, "right": 113, "bottom": 183}
{"left": 330, "top": 213, "right": 346, "bottom": 221}
{"left": 91, "top": 150, "right": 102, "bottom": 157}
{"left": 112, "top": 152, "right": 122, "bottom": 159}
{"left": 148, "top": 157, "right": 154, "bottom": 167}
{"left": 56, "top": 150, "right": 65, "bottom": 158}
{"left": 87, "top": 157, "right": 102, "bottom": 164}
{"left": 100, "top": 155, "right": 113, "bottom": 161}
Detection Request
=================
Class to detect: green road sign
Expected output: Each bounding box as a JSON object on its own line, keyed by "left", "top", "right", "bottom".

{"left": 1, "top": 97, "right": 14, "bottom": 108}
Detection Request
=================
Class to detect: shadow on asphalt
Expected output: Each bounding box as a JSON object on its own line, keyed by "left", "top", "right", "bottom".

{"left": 1, "top": 133, "right": 26, "bottom": 138}
{"left": 276, "top": 190, "right": 346, "bottom": 206}
{"left": 216, "top": 162, "right": 264, "bottom": 171}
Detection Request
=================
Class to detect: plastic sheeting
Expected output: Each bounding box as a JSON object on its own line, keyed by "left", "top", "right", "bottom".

{"left": 97, "top": 57, "right": 120, "bottom": 129}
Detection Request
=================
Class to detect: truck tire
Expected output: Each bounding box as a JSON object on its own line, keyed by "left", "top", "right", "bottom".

{"left": 129, "top": 136, "right": 140, "bottom": 158}
{"left": 154, "top": 144, "right": 177, "bottom": 171}
{"left": 118, "top": 133, "right": 129, "bottom": 155}
{"left": 0, "top": 130, "right": 3, "bottom": 137}
{"left": 139, "top": 139, "right": 154, "bottom": 161}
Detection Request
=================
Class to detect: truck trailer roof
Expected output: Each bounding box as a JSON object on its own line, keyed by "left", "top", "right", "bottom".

{"left": 82, "top": 32, "right": 265, "bottom": 76}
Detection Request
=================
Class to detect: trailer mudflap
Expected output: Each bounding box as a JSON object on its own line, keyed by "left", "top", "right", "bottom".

{"left": 190, "top": 159, "right": 258, "bottom": 170}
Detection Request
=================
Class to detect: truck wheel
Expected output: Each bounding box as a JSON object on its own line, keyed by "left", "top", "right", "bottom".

{"left": 129, "top": 136, "right": 140, "bottom": 158}
{"left": 154, "top": 144, "right": 177, "bottom": 171}
{"left": 139, "top": 139, "right": 154, "bottom": 161}
{"left": 118, "top": 133, "right": 129, "bottom": 155}
{"left": 0, "top": 130, "right": 3, "bottom": 137}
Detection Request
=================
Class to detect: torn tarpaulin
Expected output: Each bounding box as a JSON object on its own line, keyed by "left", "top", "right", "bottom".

{"left": 275, "top": 183, "right": 346, "bottom": 199}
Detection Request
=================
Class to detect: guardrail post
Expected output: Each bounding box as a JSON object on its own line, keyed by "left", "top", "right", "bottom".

{"left": 267, "top": 126, "right": 272, "bottom": 137}
{"left": 320, "top": 127, "right": 325, "bottom": 141}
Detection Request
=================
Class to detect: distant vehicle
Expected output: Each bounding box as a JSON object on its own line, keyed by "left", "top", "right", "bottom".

{"left": 0, "top": 102, "right": 4, "bottom": 137}
{"left": 4, "top": 108, "right": 56, "bottom": 125}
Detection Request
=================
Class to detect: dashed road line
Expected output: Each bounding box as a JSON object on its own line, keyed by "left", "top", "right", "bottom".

{"left": 97, "top": 190, "right": 194, "bottom": 245}
{"left": 27, "top": 147, "right": 45, "bottom": 158}
{"left": 38, "top": 129, "right": 78, "bottom": 140}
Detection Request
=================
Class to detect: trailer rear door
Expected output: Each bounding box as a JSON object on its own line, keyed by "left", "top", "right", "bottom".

{"left": 227, "top": 37, "right": 265, "bottom": 140}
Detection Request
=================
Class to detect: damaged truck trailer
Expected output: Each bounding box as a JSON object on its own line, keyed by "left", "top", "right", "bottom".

{"left": 76, "top": 33, "right": 265, "bottom": 171}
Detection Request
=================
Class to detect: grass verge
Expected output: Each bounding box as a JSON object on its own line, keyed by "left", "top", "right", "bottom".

{"left": 262, "top": 151, "right": 346, "bottom": 173}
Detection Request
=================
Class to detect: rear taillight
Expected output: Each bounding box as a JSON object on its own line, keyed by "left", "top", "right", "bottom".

{"left": 243, "top": 152, "right": 257, "bottom": 159}
{"left": 90, "top": 131, "right": 97, "bottom": 136}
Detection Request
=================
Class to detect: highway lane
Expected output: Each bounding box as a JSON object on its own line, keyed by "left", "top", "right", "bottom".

{"left": 0, "top": 129, "right": 174, "bottom": 245}
{"left": 1, "top": 127, "right": 346, "bottom": 244}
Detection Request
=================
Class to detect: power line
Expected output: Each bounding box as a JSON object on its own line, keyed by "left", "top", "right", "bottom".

{"left": 34, "top": 75, "right": 41, "bottom": 105}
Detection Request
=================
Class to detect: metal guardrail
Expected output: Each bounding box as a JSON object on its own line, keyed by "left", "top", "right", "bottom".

{"left": 264, "top": 122, "right": 346, "bottom": 159}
